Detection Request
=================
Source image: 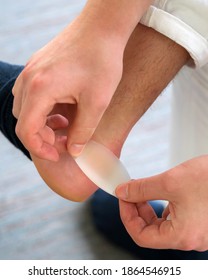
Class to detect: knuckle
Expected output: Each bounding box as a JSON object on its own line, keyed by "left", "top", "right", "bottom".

{"left": 12, "top": 85, "right": 16, "bottom": 96}
{"left": 22, "top": 64, "right": 49, "bottom": 94}
{"left": 15, "top": 123, "right": 23, "bottom": 140}
{"left": 21, "top": 65, "right": 31, "bottom": 81}
{"left": 29, "top": 73, "right": 46, "bottom": 92}
{"left": 15, "top": 122, "right": 29, "bottom": 144}
{"left": 12, "top": 106, "right": 18, "bottom": 119}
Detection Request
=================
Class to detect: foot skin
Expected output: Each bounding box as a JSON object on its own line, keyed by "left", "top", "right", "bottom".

{"left": 21, "top": 23, "right": 190, "bottom": 202}
{"left": 31, "top": 104, "right": 125, "bottom": 202}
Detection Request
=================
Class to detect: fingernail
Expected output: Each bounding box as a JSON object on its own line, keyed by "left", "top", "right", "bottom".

{"left": 115, "top": 185, "right": 128, "bottom": 200}
{"left": 69, "top": 144, "right": 85, "bottom": 157}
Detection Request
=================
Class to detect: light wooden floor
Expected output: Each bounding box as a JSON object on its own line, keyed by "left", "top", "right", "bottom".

{"left": 0, "top": 0, "right": 171, "bottom": 259}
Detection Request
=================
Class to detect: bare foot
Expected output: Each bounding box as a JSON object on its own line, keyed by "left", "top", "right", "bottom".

{"left": 31, "top": 104, "right": 125, "bottom": 201}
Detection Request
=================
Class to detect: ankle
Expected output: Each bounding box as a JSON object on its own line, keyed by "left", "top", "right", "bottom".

{"left": 92, "top": 121, "right": 132, "bottom": 158}
{"left": 92, "top": 135, "right": 123, "bottom": 158}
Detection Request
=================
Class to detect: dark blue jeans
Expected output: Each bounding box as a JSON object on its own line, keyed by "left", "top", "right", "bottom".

{"left": 1, "top": 61, "right": 208, "bottom": 260}
{"left": 0, "top": 61, "right": 30, "bottom": 158}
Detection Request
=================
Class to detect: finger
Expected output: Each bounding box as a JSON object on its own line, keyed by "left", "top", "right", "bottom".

{"left": 115, "top": 173, "right": 171, "bottom": 203}
{"left": 21, "top": 127, "right": 59, "bottom": 161}
{"left": 119, "top": 200, "right": 176, "bottom": 249}
{"left": 12, "top": 70, "right": 23, "bottom": 97}
{"left": 46, "top": 115, "right": 68, "bottom": 153}
{"left": 15, "top": 91, "right": 58, "bottom": 161}
{"left": 135, "top": 202, "right": 158, "bottom": 225}
{"left": 162, "top": 204, "right": 171, "bottom": 219}
{"left": 54, "top": 135, "right": 67, "bottom": 154}
{"left": 46, "top": 114, "right": 69, "bottom": 130}
{"left": 67, "top": 102, "right": 107, "bottom": 157}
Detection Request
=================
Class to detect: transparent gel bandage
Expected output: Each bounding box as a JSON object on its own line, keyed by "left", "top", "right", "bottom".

{"left": 75, "top": 140, "right": 130, "bottom": 196}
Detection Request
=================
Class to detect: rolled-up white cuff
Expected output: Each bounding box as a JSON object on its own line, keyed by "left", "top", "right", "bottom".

{"left": 141, "top": 6, "right": 208, "bottom": 68}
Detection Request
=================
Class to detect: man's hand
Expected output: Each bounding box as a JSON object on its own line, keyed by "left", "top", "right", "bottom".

{"left": 12, "top": 20, "right": 123, "bottom": 161}
{"left": 12, "top": 0, "right": 152, "bottom": 161}
{"left": 116, "top": 156, "right": 208, "bottom": 252}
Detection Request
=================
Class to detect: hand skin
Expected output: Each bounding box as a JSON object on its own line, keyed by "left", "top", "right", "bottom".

{"left": 116, "top": 155, "right": 208, "bottom": 252}
{"left": 30, "top": 24, "right": 189, "bottom": 202}
{"left": 12, "top": 0, "right": 153, "bottom": 161}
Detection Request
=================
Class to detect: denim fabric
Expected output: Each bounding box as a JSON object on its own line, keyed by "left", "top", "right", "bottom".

{"left": 0, "top": 61, "right": 30, "bottom": 159}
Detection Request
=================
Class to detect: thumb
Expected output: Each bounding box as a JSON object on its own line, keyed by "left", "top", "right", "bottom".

{"left": 115, "top": 173, "right": 170, "bottom": 202}
{"left": 67, "top": 103, "right": 106, "bottom": 157}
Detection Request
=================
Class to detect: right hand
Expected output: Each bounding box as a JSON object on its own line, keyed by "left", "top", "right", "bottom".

{"left": 116, "top": 156, "right": 208, "bottom": 252}
{"left": 12, "top": 18, "right": 123, "bottom": 161}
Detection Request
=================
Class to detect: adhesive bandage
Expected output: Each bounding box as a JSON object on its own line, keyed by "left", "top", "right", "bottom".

{"left": 75, "top": 140, "right": 130, "bottom": 196}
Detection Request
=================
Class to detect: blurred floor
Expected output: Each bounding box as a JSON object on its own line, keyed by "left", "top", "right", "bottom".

{"left": 0, "top": 0, "right": 171, "bottom": 259}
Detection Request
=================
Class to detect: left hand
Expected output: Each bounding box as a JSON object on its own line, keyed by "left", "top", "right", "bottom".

{"left": 12, "top": 17, "right": 124, "bottom": 161}
{"left": 115, "top": 156, "right": 208, "bottom": 252}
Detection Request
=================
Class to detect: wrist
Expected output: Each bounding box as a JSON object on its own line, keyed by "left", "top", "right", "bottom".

{"left": 77, "top": 0, "right": 152, "bottom": 47}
